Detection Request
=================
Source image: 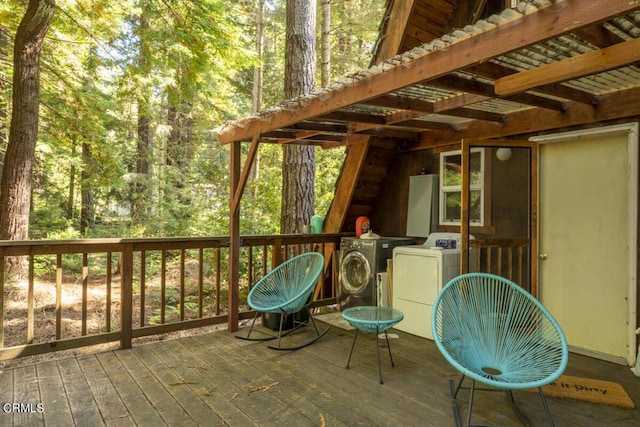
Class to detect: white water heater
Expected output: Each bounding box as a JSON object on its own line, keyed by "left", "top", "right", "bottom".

{"left": 406, "top": 174, "right": 438, "bottom": 238}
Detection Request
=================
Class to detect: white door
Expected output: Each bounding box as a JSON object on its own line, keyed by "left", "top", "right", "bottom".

{"left": 535, "top": 124, "right": 638, "bottom": 365}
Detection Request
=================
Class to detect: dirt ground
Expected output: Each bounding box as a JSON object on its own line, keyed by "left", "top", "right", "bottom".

{"left": 1, "top": 276, "right": 231, "bottom": 369}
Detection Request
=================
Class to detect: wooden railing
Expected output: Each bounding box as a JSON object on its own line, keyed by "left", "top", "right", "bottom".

{"left": 0, "top": 234, "right": 344, "bottom": 360}
{"left": 470, "top": 238, "right": 531, "bottom": 290}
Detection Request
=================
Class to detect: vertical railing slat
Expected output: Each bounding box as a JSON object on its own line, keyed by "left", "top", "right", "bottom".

{"left": 262, "top": 245, "right": 268, "bottom": 277}
{"left": 161, "top": 250, "right": 167, "bottom": 324}
{"left": 28, "top": 255, "right": 34, "bottom": 344}
{"left": 180, "top": 249, "right": 186, "bottom": 321}
{"left": 215, "top": 248, "right": 221, "bottom": 316}
{"left": 198, "top": 248, "right": 204, "bottom": 318}
{"left": 140, "top": 251, "right": 146, "bottom": 327}
{"left": 82, "top": 253, "right": 88, "bottom": 336}
{"left": 56, "top": 254, "right": 62, "bottom": 339}
{"left": 248, "top": 246, "right": 254, "bottom": 288}
{"left": 106, "top": 252, "right": 112, "bottom": 333}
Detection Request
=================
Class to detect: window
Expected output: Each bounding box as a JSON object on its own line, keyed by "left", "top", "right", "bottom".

{"left": 439, "top": 148, "right": 485, "bottom": 226}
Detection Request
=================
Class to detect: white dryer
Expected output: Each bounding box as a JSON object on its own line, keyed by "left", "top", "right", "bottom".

{"left": 392, "top": 233, "right": 475, "bottom": 340}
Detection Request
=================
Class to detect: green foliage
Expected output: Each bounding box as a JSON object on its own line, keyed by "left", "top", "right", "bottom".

{"left": 1, "top": 0, "right": 386, "bottom": 239}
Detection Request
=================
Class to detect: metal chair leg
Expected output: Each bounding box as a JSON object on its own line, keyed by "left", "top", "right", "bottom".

{"left": 235, "top": 311, "right": 277, "bottom": 342}
{"left": 346, "top": 329, "right": 359, "bottom": 369}
{"left": 538, "top": 387, "right": 555, "bottom": 427}
{"left": 375, "top": 329, "right": 383, "bottom": 384}
{"left": 466, "top": 379, "right": 476, "bottom": 427}
{"left": 383, "top": 330, "right": 395, "bottom": 367}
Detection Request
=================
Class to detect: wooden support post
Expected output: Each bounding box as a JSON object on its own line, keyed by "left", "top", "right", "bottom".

{"left": 461, "top": 140, "right": 470, "bottom": 274}
{"left": 0, "top": 249, "right": 5, "bottom": 348}
{"left": 228, "top": 140, "right": 241, "bottom": 332}
{"left": 228, "top": 134, "right": 260, "bottom": 332}
{"left": 529, "top": 143, "right": 539, "bottom": 297}
{"left": 120, "top": 244, "right": 133, "bottom": 349}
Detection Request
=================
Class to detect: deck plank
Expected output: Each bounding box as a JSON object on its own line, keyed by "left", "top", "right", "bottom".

{"left": 132, "top": 340, "right": 228, "bottom": 426}
{"left": 0, "top": 365, "right": 14, "bottom": 427}
{"left": 11, "top": 363, "right": 44, "bottom": 426}
{"left": 145, "top": 338, "right": 257, "bottom": 426}
{"left": 113, "top": 348, "right": 199, "bottom": 426}
{"left": 96, "top": 351, "right": 167, "bottom": 426}
{"left": 187, "top": 333, "right": 341, "bottom": 426}
{"left": 36, "top": 360, "right": 74, "bottom": 427}
{"left": 56, "top": 357, "right": 105, "bottom": 427}
{"left": 186, "top": 332, "right": 317, "bottom": 425}
{"left": 2, "top": 318, "right": 640, "bottom": 427}
{"left": 76, "top": 354, "right": 135, "bottom": 426}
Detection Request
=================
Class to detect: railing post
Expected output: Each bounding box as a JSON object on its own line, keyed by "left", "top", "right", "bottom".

{"left": 0, "top": 248, "right": 4, "bottom": 348}
{"left": 120, "top": 243, "right": 134, "bottom": 349}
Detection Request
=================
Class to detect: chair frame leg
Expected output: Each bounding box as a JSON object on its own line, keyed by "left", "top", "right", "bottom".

{"left": 346, "top": 329, "right": 359, "bottom": 369}
{"left": 234, "top": 311, "right": 277, "bottom": 342}
{"left": 347, "top": 327, "right": 397, "bottom": 385}
{"left": 537, "top": 387, "right": 555, "bottom": 427}
{"left": 449, "top": 374, "right": 554, "bottom": 427}
{"left": 267, "top": 306, "right": 330, "bottom": 351}
{"left": 375, "top": 329, "right": 383, "bottom": 384}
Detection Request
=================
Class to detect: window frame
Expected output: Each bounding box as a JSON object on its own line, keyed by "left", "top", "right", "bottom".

{"left": 439, "top": 148, "right": 486, "bottom": 227}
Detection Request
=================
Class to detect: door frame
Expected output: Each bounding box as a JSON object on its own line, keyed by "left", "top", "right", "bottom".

{"left": 459, "top": 139, "right": 538, "bottom": 293}
{"left": 531, "top": 123, "right": 638, "bottom": 365}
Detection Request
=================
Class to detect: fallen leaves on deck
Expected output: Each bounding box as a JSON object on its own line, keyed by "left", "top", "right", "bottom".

{"left": 247, "top": 381, "right": 280, "bottom": 393}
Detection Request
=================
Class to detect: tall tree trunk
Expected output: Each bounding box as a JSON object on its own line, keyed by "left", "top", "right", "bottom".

{"left": 80, "top": 142, "right": 94, "bottom": 234}
{"left": 281, "top": 0, "right": 316, "bottom": 234}
{"left": 132, "top": 9, "right": 152, "bottom": 224}
{"left": 66, "top": 135, "right": 76, "bottom": 219}
{"left": 252, "top": 0, "right": 265, "bottom": 115}
{"left": 0, "top": 25, "right": 8, "bottom": 180}
{"left": 320, "top": 0, "right": 331, "bottom": 87}
{"left": 166, "top": 92, "right": 194, "bottom": 228}
{"left": 249, "top": 0, "right": 265, "bottom": 189}
{"left": 0, "top": 0, "right": 56, "bottom": 278}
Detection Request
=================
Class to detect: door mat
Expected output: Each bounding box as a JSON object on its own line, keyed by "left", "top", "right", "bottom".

{"left": 314, "top": 312, "right": 354, "bottom": 331}
{"left": 526, "top": 375, "right": 635, "bottom": 409}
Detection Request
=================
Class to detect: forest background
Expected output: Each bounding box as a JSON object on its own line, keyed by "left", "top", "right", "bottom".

{"left": 0, "top": 0, "right": 386, "bottom": 241}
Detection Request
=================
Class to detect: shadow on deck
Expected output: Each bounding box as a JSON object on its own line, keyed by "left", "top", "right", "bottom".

{"left": 1, "top": 318, "right": 640, "bottom": 426}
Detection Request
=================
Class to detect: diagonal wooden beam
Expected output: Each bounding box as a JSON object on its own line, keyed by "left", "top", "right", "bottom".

{"left": 216, "top": 1, "right": 640, "bottom": 144}
{"left": 495, "top": 37, "right": 640, "bottom": 96}
{"left": 231, "top": 133, "right": 260, "bottom": 215}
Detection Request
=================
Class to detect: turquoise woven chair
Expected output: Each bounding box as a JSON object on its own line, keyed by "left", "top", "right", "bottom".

{"left": 432, "top": 273, "right": 568, "bottom": 427}
{"left": 237, "top": 252, "right": 330, "bottom": 350}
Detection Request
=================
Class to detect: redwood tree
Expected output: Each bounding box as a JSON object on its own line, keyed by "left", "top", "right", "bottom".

{"left": 1, "top": 0, "right": 56, "bottom": 250}
{"left": 280, "top": 0, "right": 316, "bottom": 234}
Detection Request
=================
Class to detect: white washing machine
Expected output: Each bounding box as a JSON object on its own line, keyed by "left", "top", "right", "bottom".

{"left": 392, "top": 232, "right": 475, "bottom": 340}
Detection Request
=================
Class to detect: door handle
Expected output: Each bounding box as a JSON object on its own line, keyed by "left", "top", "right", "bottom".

{"left": 539, "top": 253, "right": 548, "bottom": 260}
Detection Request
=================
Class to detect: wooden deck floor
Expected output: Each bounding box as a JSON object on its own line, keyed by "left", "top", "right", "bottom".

{"left": 2, "top": 318, "right": 640, "bottom": 426}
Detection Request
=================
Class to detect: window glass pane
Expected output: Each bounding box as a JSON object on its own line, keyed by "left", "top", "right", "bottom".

{"left": 443, "top": 154, "right": 461, "bottom": 186}
{"left": 444, "top": 191, "right": 461, "bottom": 222}
{"left": 444, "top": 190, "right": 482, "bottom": 223}
{"left": 470, "top": 190, "right": 481, "bottom": 223}
{"left": 470, "top": 151, "right": 482, "bottom": 186}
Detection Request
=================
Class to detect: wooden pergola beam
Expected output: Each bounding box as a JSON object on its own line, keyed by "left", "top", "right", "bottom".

{"left": 216, "top": 1, "right": 640, "bottom": 144}
{"left": 413, "top": 85, "right": 640, "bottom": 148}
{"left": 466, "top": 62, "right": 599, "bottom": 105}
{"left": 495, "top": 37, "right": 640, "bottom": 96}
{"left": 431, "top": 75, "right": 567, "bottom": 111}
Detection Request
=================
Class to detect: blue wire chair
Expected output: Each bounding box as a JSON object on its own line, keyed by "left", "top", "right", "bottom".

{"left": 432, "top": 273, "right": 568, "bottom": 427}
{"left": 237, "top": 252, "right": 330, "bottom": 350}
